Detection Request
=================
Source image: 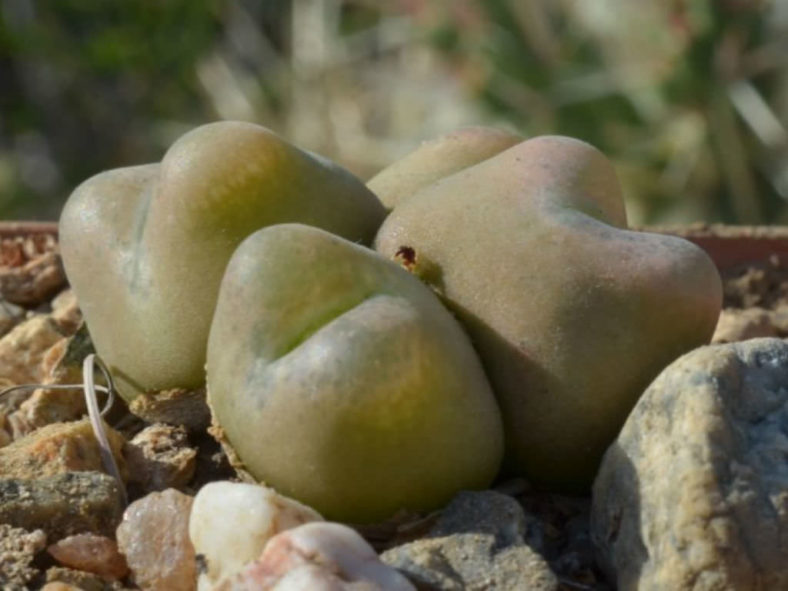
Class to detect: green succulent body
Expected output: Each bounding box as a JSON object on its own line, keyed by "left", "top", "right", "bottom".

{"left": 367, "top": 126, "right": 523, "bottom": 210}
{"left": 375, "top": 135, "right": 722, "bottom": 490}
{"left": 60, "top": 121, "right": 386, "bottom": 400}
{"left": 207, "top": 224, "right": 504, "bottom": 523}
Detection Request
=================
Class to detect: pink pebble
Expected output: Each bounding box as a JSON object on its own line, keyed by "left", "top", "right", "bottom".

{"left": 116, "top": 488, "right": 196, "bottom": 591}
{"left": 48, "top": 532, "right": 128, "bottom": 580}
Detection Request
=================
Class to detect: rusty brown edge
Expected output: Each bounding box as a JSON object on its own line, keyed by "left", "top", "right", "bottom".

{"left": 642, "top": 224, "right": 788, "bottom": 272}
{"left": 0, "top": 220, "right": 58, "bottom": 239}
{"left": 3, "top": 221, "right": 788, "bottom": 272}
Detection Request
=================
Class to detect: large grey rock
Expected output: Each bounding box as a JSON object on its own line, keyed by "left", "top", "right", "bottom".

{"left": 592, "top": 338, "right": 788, "bottom": 591}
{"left": 0, "top": 472, "right": 124, "bottom": 541}
{"left": 382, "top": 491, "right": 558, "bottom": 590}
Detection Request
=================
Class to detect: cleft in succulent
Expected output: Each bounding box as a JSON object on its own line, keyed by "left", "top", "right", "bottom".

{"left": 207, "top": 224, "right": 503, "bottom": 523}
{"left": 59, "top": 121, "right": 386, "bottom": 401}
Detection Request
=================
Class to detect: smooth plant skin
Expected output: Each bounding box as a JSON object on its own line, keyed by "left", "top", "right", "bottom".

{"left": 207, "top": 224, "right": 504, "bottom": 523}
{"left": 367, "top": 126, "right": 522, "bottom": 210}
{"left": 60, "top": 121, "right": 386, "bottom": 400}
{"left": 375, "top": 135, "right": 722, "bottom": 491}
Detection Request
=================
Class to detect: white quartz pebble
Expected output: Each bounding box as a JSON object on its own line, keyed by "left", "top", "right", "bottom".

{"left": 220, "top": 522, "right": 416, "bottom": 591}
{"left": 189, "top": 481, "right": 322, "bottom": 590}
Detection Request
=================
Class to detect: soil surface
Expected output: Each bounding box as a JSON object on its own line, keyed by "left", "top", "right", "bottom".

{"left": 722, "top": 255, "right": 788, "bottom": 310}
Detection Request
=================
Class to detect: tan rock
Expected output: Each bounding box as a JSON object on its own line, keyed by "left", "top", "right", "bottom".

{"left": 44, "top": 565, "right": 132, "bottom": 591}
{"left": 12, "top": 385, "right": 86, "bottom": 439}
{"left": 0, "top": 315, "right": 65, "bottom": 385}
{"left": 0, "top": 306, "right": 92, "bottom": 446}
{"left": 125, "top": 423, "right": 197, "bottom": 492}
{"left": 592, "top": 338, "right": 788, "bottom": 590}
{"left": 0, "top": 299, "right": 25, "bottom": 338}
{"left": 712, "top": 307, "right": 777, "bottom": 343}
{"left": 769, "top": 305, "right": 788, "bottom": 333}
{"left": 0, "top": 419, "right": 126, "bottom": 480}
{"left": 0, "top": 241, "right": 66, "bottom": 306}
{"left": 9, "top": 328, "right": 93, "bottom": 437}
{"left": 50, "top": 289, "right": 82, "bottom": 335}
{"left": 40, "top": 583, "right": 83, "bottom": 591}
{"left": 116, "top": 488, "right": 197, "bottom": 591}
{"left": 128, "top": 387, "right": 210, "bottom": 431}
{"left": 0, "top": 523, "right": 47, "bottom": 590}
{"left": 48, "top": 533, "right": 128, "bottom": 580}
{"left": 0, "top": 376, "right": 23, "bottom": 406}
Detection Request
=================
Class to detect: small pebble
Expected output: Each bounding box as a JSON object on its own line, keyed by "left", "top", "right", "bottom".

{"left": 220, "top": 522, "right": 416, "bottom": 590}
{"left": 44, "top": 565, "right": 123, "bottom": 591}
{"left": 129, "top": 388, "right": 211, "bottom": 432}
{"left": 50, "top": 289, "right": 82, "bottom": 334}
{"left": 712, "top": 307, "right": 777, "bottom": 343}
{"left": 125, "top": 423, "right": 197, "bottom": 492}
{"left": 189, "top": 480, "right": 322, "bottom": 589}
{"left": 40, "top": 583, "right": 82, "bottom": 591}
{"left": 1, "top": 325, "right": 95, "bottom": 439}
{"left": 0, "top": 315, "right": 64, "bottom": 385}
{"left": 116, "top": 488, "right": 196, "bottom": 591}
{"left": 0, "top": 239, "right": 66, "bottom": 306}
{"left": 48, "top": 533, "right": 128, "bottom": 580}
{"left": 0, "top": 523, "right": 47, "bottom": 589}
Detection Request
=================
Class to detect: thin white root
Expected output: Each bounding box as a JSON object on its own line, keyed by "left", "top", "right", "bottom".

{"left": 82, "top": 353, "right": 127, "bottom": 507}
{"left": 0, "top": 383, "right": 115, "bottom": 416}
{"left": 0, "top": 361, "right": 127, "bottom": 505}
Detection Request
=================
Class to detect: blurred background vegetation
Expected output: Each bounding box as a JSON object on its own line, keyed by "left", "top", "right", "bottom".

{"left": 2, "top": 0, "right": 788, "bottom": 224}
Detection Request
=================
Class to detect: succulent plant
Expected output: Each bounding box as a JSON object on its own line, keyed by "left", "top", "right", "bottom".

{"left": 375, "top": 134, "right": 722, "bottom": 490}
{"left": 60, "top": 121, "right": 385, "bottom": 400}
{"left": 207, "top": 224, "right": 504, "bottom": 522}
{"left": 367, "top": 126, "right": 522, "bottom": 210}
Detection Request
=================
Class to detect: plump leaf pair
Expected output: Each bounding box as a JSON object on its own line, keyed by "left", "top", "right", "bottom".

{"left": 60, "top": 121, "right": 721, "bottom": 521}
{"left": 60, "top": 122, "right": 502, "bottom": 522}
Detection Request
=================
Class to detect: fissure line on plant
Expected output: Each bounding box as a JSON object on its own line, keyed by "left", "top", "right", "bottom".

{"left": 275, "top": 291, "right": 379, "bottom": 360}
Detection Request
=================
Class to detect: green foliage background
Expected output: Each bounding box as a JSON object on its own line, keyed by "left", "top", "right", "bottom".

{"left": 2, "top": 0, "right": 788, "bottom": 225}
